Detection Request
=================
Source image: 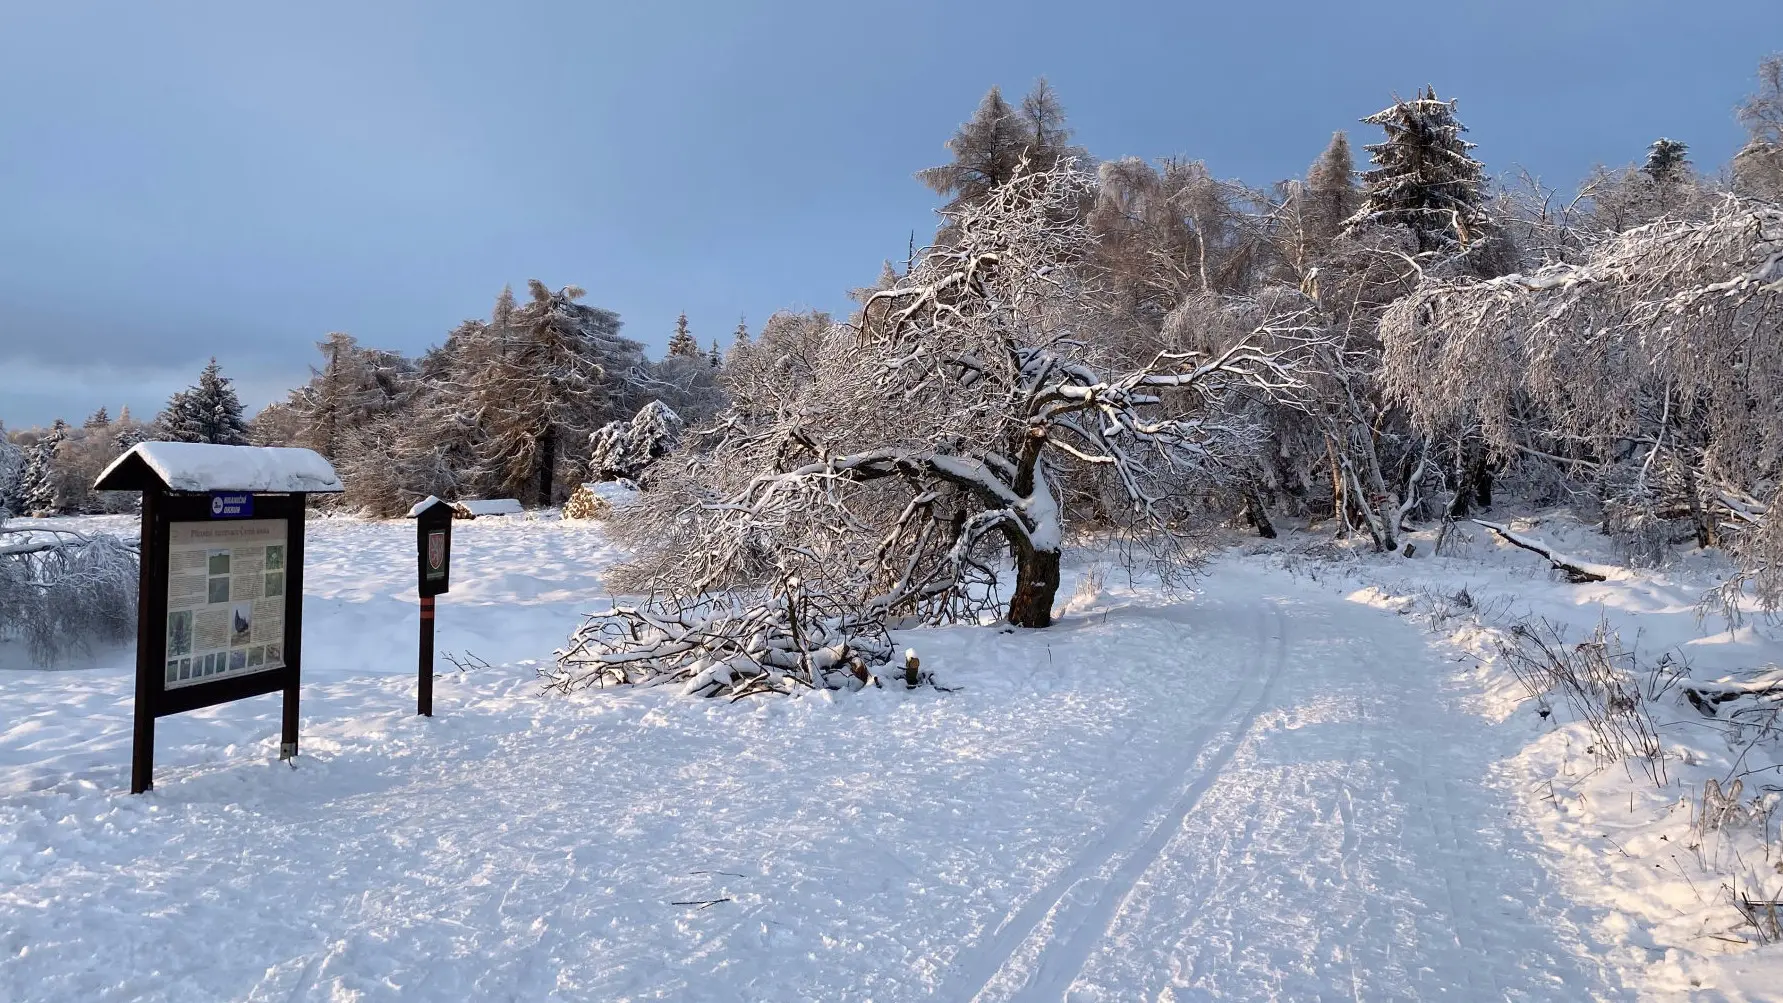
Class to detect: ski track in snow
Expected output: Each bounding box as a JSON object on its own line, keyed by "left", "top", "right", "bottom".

{"left": 0, "top": 517, "right": 1640, "bottom": 1001}
{"left": 937, "top": 607, "right": 1287, "bottom": 1002}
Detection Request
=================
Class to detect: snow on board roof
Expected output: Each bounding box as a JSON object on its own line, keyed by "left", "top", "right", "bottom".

{"left": 93, "top": 442, "right": 344, "bottom": 494}
{"left": 406, "top": 495, "right": 454, "bottom": 518}
{"left": 451, "top": 498, "right": 524, "bottom": 516}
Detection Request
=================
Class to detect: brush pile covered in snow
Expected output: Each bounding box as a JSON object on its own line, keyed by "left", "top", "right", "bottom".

{"left": 548, "top": 575, "right": 895, "bottom": 698}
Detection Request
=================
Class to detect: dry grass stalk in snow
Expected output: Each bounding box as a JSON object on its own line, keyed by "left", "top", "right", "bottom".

{"left": 1497, "top": 618, "right": 1666, "bottom": 785}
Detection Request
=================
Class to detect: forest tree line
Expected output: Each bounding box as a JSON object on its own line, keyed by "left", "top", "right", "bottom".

{"left": 549, "top": 57, "right": 1783, "bottom": 693}
{"left": 0, "top": 285, "right": 777, "bottom": 517}
{"left": 5, "top": 56, "right": 1782, "bottom": 602}
{"left": 5, "top": 55, "right": 1782, "bottom": 676}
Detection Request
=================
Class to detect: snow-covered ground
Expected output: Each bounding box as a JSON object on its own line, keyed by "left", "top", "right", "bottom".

{"left": 1253, "top": 513, "right": 1783, "bottom": 999}
{"left": 1, "top": 511, "right": 1778, "bottom": 1000}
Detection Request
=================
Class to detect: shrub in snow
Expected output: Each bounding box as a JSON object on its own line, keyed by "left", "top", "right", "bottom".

{"left": 562, "top": 484, "right": 610, "bottom": 520}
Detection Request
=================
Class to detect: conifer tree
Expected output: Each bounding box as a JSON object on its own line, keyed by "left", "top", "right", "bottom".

{"left": 709, "top": 339, "right": 722, "bottom": 368}
{"left": 1642, "top": 138, "right": 1690, "bottom": 182}
{"left": 667, "top": 312, "right": 701, "bottom": 358}
{"left": 476, "top": 281, "right": 623, "bottom": 506}
{"left": 83, "top": 406, "right": 110, "bottom": 429}
{"left": 160, "top": 358, "right": 250, "bottom": 445}
{"left": 1346, "top": 87, "right": 1485, "bottom": 252}
{"left": 725, "top": 316, "right": 752, "bottom": 368}
{"left": 18, "top": 420, "right": 67, "bottom": 516}
{"left": 1305, "top": 131, "right": 1359, "bottom": 243}
{"left": 0, "top": 424, "right": 23, "bottom": 518}
{"left": 918, "top": 80, "right": 1083, "bottom": 241}
{"left": 917, "top": 86, "right": 1026, "bottom": 210}
{"left": 112, "top": 410, "right": 147, "bottom": 453}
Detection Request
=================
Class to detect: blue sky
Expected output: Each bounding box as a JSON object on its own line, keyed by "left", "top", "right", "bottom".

{"left": 0, "top": 0, "right": 1774, "bottom": 427}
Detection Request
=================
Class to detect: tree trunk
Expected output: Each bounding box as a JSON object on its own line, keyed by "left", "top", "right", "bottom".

{"left": 1006, "top": 545, "right": 1061, "bottom": 629}
{"left": 1472, "top": 455, "right": 1493, "bottom": 509}
{"left": 537, "top": 425, "right": 556, "bottom": 507}
{"left": 1445, "top": 438, "right": 1492, "bottom": 518}
{"left": 1243, "top": 483, "right": 1278, "bottom": 539}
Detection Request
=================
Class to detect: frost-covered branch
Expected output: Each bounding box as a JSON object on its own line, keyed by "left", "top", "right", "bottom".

{"left": 1382, "top": 198, "right": 1783, "bottom": 594}
{"left": 0, "top": 520, "right": 139, "bottom": 664}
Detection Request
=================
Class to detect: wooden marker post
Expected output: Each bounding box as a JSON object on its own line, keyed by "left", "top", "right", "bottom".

{"left": 418, "top": 596, "right": 435, "bottom": 716}
{"left": 409, "top": 497, "right": 455, "bottom": 717}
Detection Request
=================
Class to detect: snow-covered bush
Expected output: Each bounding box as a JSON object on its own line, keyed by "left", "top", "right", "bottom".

{"left": 0, "top": 521, "right": 139, "bottom": 664}
{"left": 588, "top": 400, "right": 683, "bottom": 483}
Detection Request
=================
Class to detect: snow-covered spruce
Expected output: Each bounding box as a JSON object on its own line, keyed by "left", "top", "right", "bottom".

{"left": 158, "top": 357, "right": 250, "bottom": 446}
{"left": 588, "top": 400, "right": 683, "bottom": 483}
{"left": 553, "top": 160, "right": 1312, "bottom": 694}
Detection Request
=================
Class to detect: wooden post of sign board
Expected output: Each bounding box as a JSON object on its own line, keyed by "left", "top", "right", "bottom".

{"left": 418, "top": 596, "right": 435, "bottom": 717}
{"left": 410, "top": 497, "right": 453, "bottom": 718}
{"left": 130, "top": 486, "right": 162, "bottom": 794}
{"left": 280, "top": 496, "right": 305, "bottom": 761}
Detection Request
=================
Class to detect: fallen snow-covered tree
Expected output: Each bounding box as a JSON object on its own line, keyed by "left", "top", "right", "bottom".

{"left": 553, "top": 160, "right": 1312, "bottom": 696}
{"left": 0, "top": 518, "right": 139, "bottom": 665}
{"left": 1380, "top": 197, "right": 1783, "bottom": 598}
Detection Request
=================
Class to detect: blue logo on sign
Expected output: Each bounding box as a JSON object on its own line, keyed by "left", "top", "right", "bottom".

{"left": 210, "top": 493, "right": 254, "bottom": 519}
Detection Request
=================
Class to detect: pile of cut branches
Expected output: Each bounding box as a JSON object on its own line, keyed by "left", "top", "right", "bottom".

{"left": 547, "top": 576, "right": 895, "bottom": 699}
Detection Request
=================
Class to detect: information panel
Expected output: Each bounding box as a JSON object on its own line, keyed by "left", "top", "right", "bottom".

{"left": 164, "top": 519, "right": 289, "bottom": 689}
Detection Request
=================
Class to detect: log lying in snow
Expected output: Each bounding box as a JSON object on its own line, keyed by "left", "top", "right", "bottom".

{"left": 1471, "top": 520, "right": 1621, "bottom": 583}
{"left": 1680, "top": 671, "right": 1783, "bottom": 716}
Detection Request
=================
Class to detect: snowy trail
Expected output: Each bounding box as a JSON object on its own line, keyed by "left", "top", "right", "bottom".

{"left": 939, "top": 607, "right": 1288, "bottom": 1002}
{"left": 0, "top": 519, "right": 1633, "bottom": 1000}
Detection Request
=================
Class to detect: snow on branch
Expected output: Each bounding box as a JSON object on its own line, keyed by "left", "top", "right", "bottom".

{"left": 548, "top": 576, "right": 894, "bottom": 698}
{"left": 1471, "top": 520, "right": 1620, "bottom": 583}
{"left": 1382, "top": 197, "right": 1783, "bottom": 599}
